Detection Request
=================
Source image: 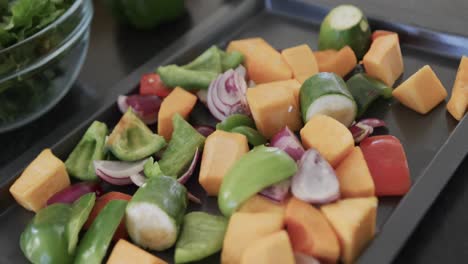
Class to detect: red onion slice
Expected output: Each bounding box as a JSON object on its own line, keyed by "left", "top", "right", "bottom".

{"left": 196, "top": 90, "right": 208, "bottom": 105}
{"left": 194, "top": 125, "right": 215, "bottom": 137}
{"left": 260, "top": 179, "right": 291, "bottom": 202}
{"left": 47, "top": 182, "right": 102, "bottom": 205}
{"left": 349, "top": 118, "right": 387, "bottom": 143}
{"left": 358, "top": 118, "right": 387, "bottom": 128}
{"left": 117, "top": 95, "right": 162, "bottom": 125}
{"left": 130, "top": 173, "right": 147, "bottom": 187}
{"left": 270, "top": 126, "right": 305, "bottom": 161}
{"left": 187, "top": 192, "right": 202, "bottom": 204}
{"left": 178, "top": 148, "right": 200, "bottom": 185}
{"left": 294, "top": 253, "right": 321, "bottom": 264}
{"left": 93, "top": 159, "right": 148, "bottom": 179}
{"left": 96, "top": 169, "right": 133, "bottom": 186}
{"left": 234, "top": 65, "right": 247, "bottom": 79}
{"left": 291, "top": 149, "right": 340, "bottom": 204}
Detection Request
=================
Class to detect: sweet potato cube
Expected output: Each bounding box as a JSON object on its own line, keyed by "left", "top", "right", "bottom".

{"left": 392, "top": 65, "right": 447, "bottom": 114}
{"left": 239, "top": 195, "right": 287, "bottom": 216}
{"left": 227, "top": 38, "right": 292, "bottom": 83}
{"left": 107, "top": 239, "right": 167, "bottom": 264}
{"left": 240, "top": 231, "right": 295, "bottom": 264}
{"left": 314, "top": 46, "right": 357, "bottom": 77}
{"left": 158, "top": 87, "right": 197, "bottom": 141}
{"left": 300, "top": 114, "right": 354, "bottom": 167}
{"left": 285, "top": 197, "right": 340, "bottom": 263}
{"left": 247, "top": 83, "right": 302, "bottom": 138}
{"left": 10, "top": 149, "right": 70, "bottom": 212}
{"left": 363, "top": 34, "right": 404, "bottom": 87}
{"left": 199, "top": 130, "right": 249, "bottom": 196}
{"left": 447, "top": 56, "right": 468, "bottom": 120}
{"left": 222, "top": 212, "right": 283, "bottom": 264}
{"left": 321, "top": 197, "right": 378, "bottom": 264}
{"left": 335, "top": 147, "right": 375, "bottom": 198}
{"left": 281, "top": 44, "right": 319, "bottom": 84}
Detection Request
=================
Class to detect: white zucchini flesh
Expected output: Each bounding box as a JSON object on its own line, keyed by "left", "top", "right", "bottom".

{"left": 328, "top": 5, "right": 365, "bottom": 30}
{"left": 305, "top": 94, "right": 357, "bottom": 127}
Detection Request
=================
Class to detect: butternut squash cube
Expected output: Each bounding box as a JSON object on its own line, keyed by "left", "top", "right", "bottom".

{"left": 281, "top": 44, "right": 319, "bottom": 84}
{"left": 363, "top": 34, "right": 404, "bottom": 87}
{"left": 247, "top": 83, "right": 302, "bottom": 138}
{"left": 238, "top": 195, "right": 287, "bottom": 216}
{"left": 158, "top": 87, "right": 197, "bottom": 141}
{"left": 300, "top": 114, "right": 354, "bottom": 167}
{"left": 107, "top": 239, "right": 167, "bottom": 264}
{"left": 240, "top": 231, "right": 295, "bottom": 264}
{"left": 335, "top": 147, "right": 375, "bottom": 198}
{"left": 227, "top": 38, "right": 292, "bottom": 84}
{"left": 199, "top": 130, "right": 249, "bottom": 196}
{"left": 447, "top": 56, "right": 468, "bottom": 121}
{"left": 222, "top": 212, "right": 283, "bottom": 264}
{"left": 321, "top": 197, "right": 378, "bottom": 264}
{"left": 314, "top": 46, "right": 357, "bottom": 77}
{"left": 392, "top": 65, "right": 448, "bottom": 114}
{"left": 10, "top": 149, "right": 70, "bottom": 212}
{"left": 254, "top": 79, "right": 301, "bottom": 106}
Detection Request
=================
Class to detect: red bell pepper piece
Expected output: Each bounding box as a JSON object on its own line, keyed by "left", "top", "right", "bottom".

{"left": 139, "top": 73, "right": 173, "bottom": 98}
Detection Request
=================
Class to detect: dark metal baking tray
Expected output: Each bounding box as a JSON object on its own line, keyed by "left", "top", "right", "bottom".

{"left": 1, "top": 0, "right": 467, "bottom": 263}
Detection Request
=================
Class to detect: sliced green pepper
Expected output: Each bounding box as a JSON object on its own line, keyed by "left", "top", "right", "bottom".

{"left": 157, "top": 65, "right": 218, "bottom": 90}
{"left": 74, "top": 199, "right": 128, "bottom": 264}
{"left": 107, "top": 109, "right": 166, "bottom": 161}
{"left": 175, "top": 212, "right": 228, "bottom": 263}
{"left": 65, "top": 121, "right": 108, "bottom": 180}
{"left": 159, "top": 113, "right": 205, "bottom": 178}
{"left": 347, "top": 73, "right": 393, "bottom": 116}
{"left": 183, "top": 46, "right": 222, "bottom": 73}
{"left": 66, "top": 193, "right": 95, "bottom": 254}
{"left": 230, "top": 126, "right": 267, "bottom": 146}
{"left": 218, "top": 145, "right": 297, "bottom": 217}
{"left": 20, "top": 204, "right": 73, "bottom": 264}
{"left": 143, "top": 157, "right": 164, "bottom": 178}
{"left": 216, "top": 114, "right": 256, "bottom": 131}
{"left": 220, "top": 50, "right": 244, "bottom": 71}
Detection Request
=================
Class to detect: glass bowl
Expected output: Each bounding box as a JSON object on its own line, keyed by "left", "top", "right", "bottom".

{"left": 0, "top": 0, "right": 93, "bottom": 133}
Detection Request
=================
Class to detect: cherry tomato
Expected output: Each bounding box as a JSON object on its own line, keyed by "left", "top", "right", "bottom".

{"left": 139, "top": 73, "right": 172, "bottom": 98}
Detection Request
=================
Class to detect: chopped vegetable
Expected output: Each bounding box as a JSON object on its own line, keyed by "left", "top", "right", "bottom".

{"left": 291, "top": 149, "right": 340, "bottom": 204}
{"left": 177, "top": 148, "right": 200, "bottom": 184}
{"left": 314, "top": 46, "right": 358, "bottom": 77}
{"left": 321, "top": 197, "right": 378, "bottom": 264}
{"left": 199, "top": 130, "right": 249, "bottom": 196}
{"left": 258, "top": 79, "right": 302, "bottom": 106}
{"left": 108, "top": 109, "right": 166, "bottom": 161}
{"left": 294, "top": 253, "right": 321, "bottom": 264}
{"left": 96, "top": 170, "right": 133, "bottom": 186}
{"left": 393, "top": 65, "right": 448, "bottom": 114}
{"left": 360, "top": 135, "right": 411, "bottom": 196}
{"left": 349, "top": 118, "right": 387, "bottom": 143}
{"left": 447, "top": 56, "right": 468, "bottom": 121}
{"left": 183, "top": 46, "right": 223, "bottom": 73}
{"left": 10, "top": 149, "right": 70, "bottom": 212}
{"left": 218, "top": 145, "right": 297, "bottom": 217}
{"left": 220, "top": 50, "right": 245, "bottom": 71}
{"left": 20, "top": 204, "right": 72, "bottom": 264}
{"left": 84, "top": 192, "right": 132, "bottom": 242}
{"left": 285, "top": 197, "right": 340, "bottom": 263}
{"left": 117, "top": 95, "right": 162, "bottom": 125}
{"left": 175, "top": 212, "right": 228, "bottom": 263}
{"left": 270, "top": 126, "right": 305, "bottom": 161}
{"left": 347, "top": 73, "right": 392, "bottom": 116}
{"left": 158, "top": 87, "right": 198, "bottom": 141}
{"left": 126, "top": 176, "right": 187, "bottom": 251}
{"left": 240, "top": 231, "right": 295, "bottom": 264}
{"left": 222, "top": 212, "right": 283, "bottom": 264}
{"left": 300, "top": 114, "right": 354, "bottom": 167}
{"left": 107, "top": 239, "right": 168, "bottom": 264}
{"left": 363, "top": 33, "right": 404, "bottom": 87}
{"left": 65, "top": 121, "right": 108, "bottom": 181}
{"left": 230, "top": 126, "right": 267, "bottom": 146}
{"left": 335, "top": 147, "right": 375, "bottom": 198}
{"left": 318, "top": 5, "right": 371, "bottom": 59}
{"left": 143, "top": 157, "right": 164, "bottom": 178}
{"left": 47, "top": 182, "right": 102, "bottom": 206}
{"left": 238, "top": 195, "right": 286, "bottom": 216}
{"left": 94, "top": 159, "right": 147, "bottom": 179}
{"left": 130, "top": 173, "right": 147, "bottom": 187}
{"left": 371, "top": 30, "right": 398, "bottom": 41}
{"left": 207, "top": 67, "right": 250, "bottom": 121}
{"left": 157, "top": 65, "right": 219, "bottom": 90}
{"left": 140, "top": 73, "right": 173, "bottom": 98}
{"left": 281, "top": 44, "right": 319, "bottom": 84}
{"left": 194, "top": 125, "right": 215, "bottom": 137}
{"left": 66, "top": 193, "right": 96, "bottom": 254}
{"left": 300, "top": 72, "right": 357, "bottom": 126}
{"left": 75, "top": 199, "right": 128, "bottom": 264}
{"left": 259, "top": 179, "right": 291, "bottom": 203}
{"left": 247, "top": 81, "right": 302, "bottom": 138}
{"left": 227, "top": 38, "right": 292, "bottom": 83}
{"left": 216, "top": 114, "right": 256, "bottom": 131}
{"left": 159, "top": 114, "right": 206, "bottom": 178}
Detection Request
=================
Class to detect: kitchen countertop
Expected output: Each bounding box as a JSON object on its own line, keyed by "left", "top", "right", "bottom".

{"left": 0, "top": 1, "right": 467, "bottom": 263}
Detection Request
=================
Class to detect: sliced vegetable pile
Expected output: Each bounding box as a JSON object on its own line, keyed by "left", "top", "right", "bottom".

{"left": 9, "top": 3, "right": 467, "bottom": 264}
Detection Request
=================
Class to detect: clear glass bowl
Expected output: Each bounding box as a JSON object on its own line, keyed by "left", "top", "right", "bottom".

{"left": 0, "top": 0, "right": 93, "bottom": 133}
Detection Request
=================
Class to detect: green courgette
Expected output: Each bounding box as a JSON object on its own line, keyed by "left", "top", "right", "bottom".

{"left": 346, "top": 73, "right": 392, "bottom": 116}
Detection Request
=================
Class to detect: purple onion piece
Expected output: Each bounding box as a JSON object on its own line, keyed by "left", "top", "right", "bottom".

{"left": 47, "top": 182, "right": 103, "bottom": 205}
{"left": 178, "top": 148, "right": 200, "bottom": 185}
{"left": 93, "top": 159, "right": 147, "bottom": 179}
{"left": 358, "top": 118, "right": 387, "bottom": 128}
{"left": 234, "top": 65, "right": 247, "bottom": 79}
{"left": 260, "top": 179, "right": 291, "bottom": 202}
{"left": 117, "top": 95, "right": 161, "bottom": 125}
{"left": 187, "top": 192, "right": 202, "bottom": 204}
{"left": 349, "top": 117, "right": 387, "bottom": 143}
{"left": 196, "top": 90, "right": 208, "bottom": 105}
{"left": 130, "top": 173, "right": 147, "bottom": 187}
{"left": 194, "top": 125, "right": 215, "bottom": 137}
{"left": 270, "top": 126, "right": 305, "bottom": 161}
{"left": 96, "top": 169, "right": 133, "bottom": 186}
{"left": 291, "top": 149, "right": 340, "bottom": 204}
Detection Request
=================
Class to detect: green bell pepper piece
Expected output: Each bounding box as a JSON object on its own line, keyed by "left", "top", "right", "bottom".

{"left": 65, "top": 121, "right": 108, "bottom": 180}
{"left": 347, "top": 73, "right": 393, "bottom": 116}
{"left": 66, "top": 193, "right": 96, "bottom": 254}
{"left": 74, "top": 199, "right": 128, "bottom": 264}
{"left": 159, "top": 113, "right": 205, "bottom": 178}
{"left": 143, "top": 157, "right": 164, "bottom": 178}
{"left": 175, "top": 212, "right": 228, "bottom": 263}
{"left": 157, "top": 65, "right": 218, "bottom": 90}
{"left": 107, "top": 109, "right": 166, "bottom": 161}
{"left": 218, "top": 145, "right": 297, "bottom": 217}
{"left": 230, "top": 126, "right": 267, "bottom": 146}
{"left": 216, "top": 114, "right": 256, "bottom": 131}
{"left": 20, "top": 204, "right": 73, "bottom": 264}
{"left": 183, "top": 46, "right": 223, "bottom": 73}
{"left": 220, "top": 50, "right": 244, "bottom": 71}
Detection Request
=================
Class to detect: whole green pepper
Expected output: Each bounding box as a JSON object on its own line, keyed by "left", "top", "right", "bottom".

{"left": 230, "top": 126, "right": 267, "bottom": 146}
{"left": 65, "top": 121, "right": 108, "bottom": 180}
{"left": 218, "top": 145, "right": 297, "bottom": 217}
{"left": 216, "top": 114, "right": 256, "bottom": 131}
{"left": 20, "top": 204, "right": 73, "bottom": 264}
{"left": 74, "top": 199, "right": 128, "bottom": 264}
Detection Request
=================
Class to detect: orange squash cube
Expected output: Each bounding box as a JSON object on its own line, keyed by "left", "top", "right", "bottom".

{"left": 107, "top": 239, "right": 167, "bottom": 264}
{"left": 281, "top": 44, "right": 319, "bottom": 84}
{"left": 447, "top": 56, "right": 468, "bottom": 121}
{"left": 240, "top": 231, "right": 295, "bottom": 264}
{"left": 314, "top": 46, "right": 357, "bottom": 78}
{"left": 238, "top": 195, "right": 287, "bottom": 216}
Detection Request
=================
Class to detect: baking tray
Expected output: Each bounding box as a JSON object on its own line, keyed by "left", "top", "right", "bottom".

{"left": 1, "top": 0, "right": 467, "bottom": 263}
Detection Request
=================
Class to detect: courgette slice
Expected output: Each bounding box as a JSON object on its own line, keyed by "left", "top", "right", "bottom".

{"left": 318, "top": 4, "right": 371, "bottom": 59}
{"left": 300, "top": 73, "right": 357, "bottom": 127}
{"left": 346, "top": 73, "right": 392, "bottom": 116}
